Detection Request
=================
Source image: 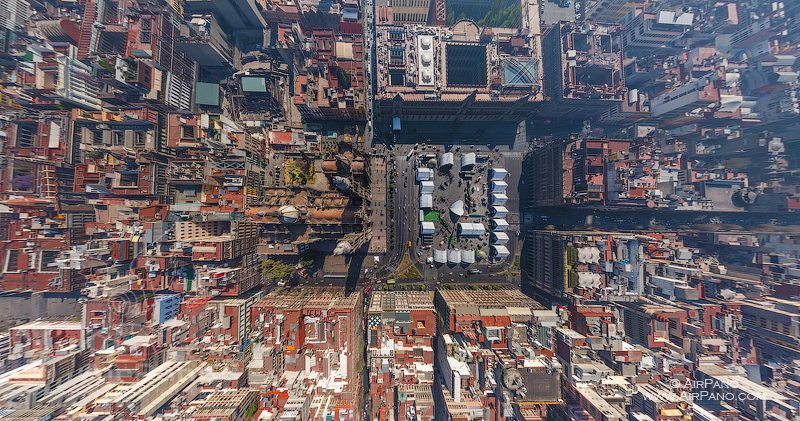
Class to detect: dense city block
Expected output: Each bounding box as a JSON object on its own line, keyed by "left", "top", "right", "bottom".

{"left": 0, "top": 0, "right": 799, "bottom": 420}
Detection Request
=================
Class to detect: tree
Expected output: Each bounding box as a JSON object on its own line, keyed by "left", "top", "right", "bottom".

{"left": 262, "top": 259, "right": 295, "bottom": 281}
{"left": 333, "top": 66, "right": 351, "bottom": 89}
{"left": 245, "top": 401, "right": 258, "bottom": 419}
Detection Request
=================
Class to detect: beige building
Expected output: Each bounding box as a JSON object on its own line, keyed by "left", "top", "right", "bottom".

{"left": 377, "top": 0, "right": 433, "bottom": 24}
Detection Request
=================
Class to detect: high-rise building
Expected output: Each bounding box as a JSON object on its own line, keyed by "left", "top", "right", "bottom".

{"left": 374, "top": 17, "right": 544, "bottom": 124}
{"left": 523, "top": 231, "right": 645, "bottom": 302}
{"left": 541, "top": 21, "right": 626, "bottom": 119}
{"left": 621, "top": 9, "right": 694, "bottom": 50}
{"left": 584, "top": 0, "right": 645, "bottom": 24}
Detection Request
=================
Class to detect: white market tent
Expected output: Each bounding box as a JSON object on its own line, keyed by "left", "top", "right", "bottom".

{"left": 490, "top": 168, "right": 508, "bottom": 180}
{"left": 420, "top": 194, "right": 433, "bottom": 208}
{"left": 439, "top": 152, "right": 454, "bottom": 169}
{"left": 449, "top": 200, "right": 465, "bottom": 216}
{"left": 433, "top": 249, "right": 447, "bottom": 263}
{"left": 457, "top": 222, "right": 485, "bottom": 236}
{"left": 491, "top": 231, "right": 510, "bottom": 245}
{"left": 491, "top": 180, "right": 508, "bottom": 193}
{"left": 447, "top": 249, "right": 462, "bottom": 264}
{"left": 460, "top": 153, "right": 476, "bottom": 169}
{"left": 491, "top": 218, "right": 509, "bottom": 231}
{"left": 491, "top": 193, "right": 508, "bottom": 205}
{"left": 490, "top": 206, "right": 508, "bottom": 218}
{"left": 416, "top": 167, "right": 433, "bottom": 181}
{"left": 420, "top": 221, "right": 435, "bottom": 235}
{"left": 491, "top": 245, "right": 510, "bottom": 259}
{"left": 461, "top": 249, "right": 476, "bottom": 264}
{"left": 577, "top": 247, "right": 601, "bottom": 264}
{"left": 577, "top": 272, "right": 602, "bottom": 288}
{"left": 420, "top": 180, "right": 435, "bottom": 194}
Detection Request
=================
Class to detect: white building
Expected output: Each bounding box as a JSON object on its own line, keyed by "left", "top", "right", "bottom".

{"left": 491, "top": 206, "right": 509, "bottom": 218}
{"left": 35, "top": 54, "right": 102, "bottom": 110}
{"left": 439, "top": 152, "right": 454, "bottom": 169}
{"left": 0, "top": 0, "right": 29, "bottom": 31}
{"left": 491, "top": 245, "right": 510, "bottom": 259}
{"left": 420, "top": 194, "right": 433, "bottom": 209}
{"left": 416, "top": 167, "right": 434, "bottom": 181}
{"left": 491, "top": 218, "right": 509, "bottom": 231}
{"left": 491, "top": 193, "right": 508, "bottom": 205}
{"left": 490, "top": 168, "right": 508, "bottom": 180}
{"left": 491, "top": 180, "right": 508, "bottom": 193}
{"left": 491, "top": 232, "right": 510, "bottom": 245}
{"left": 650, "top": 74, "right": 718, "bottom": 118}
{"left": 457, "top": 223, "right": 485, "bottom": 237}
{"left": 460, "top": 153, "right": 476, "bottom": 169}
{"left": 447, "top": 249, "right": 462, "bottom": 264}
{"left": 623, "top": 10, "right": 694, "bottom": 50}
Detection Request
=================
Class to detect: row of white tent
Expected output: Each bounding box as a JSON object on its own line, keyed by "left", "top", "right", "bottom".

{"left": 488, "top": 168, "right": 510, "bottom": 257}
{"left": 433, "top": 249, "right": 476, "bottom": 264}
{"left": 431, "top": 246, "right": 509, "bottom": 264}
{"left": 457, "top": 218, "right": 508, "bottom": 237}
{"left": 437, "top": 152, "right": 479, "bottom": 170}
{"left": 421, "top": 165, "right": 508, "bottom": 181}
{"left": 418, "top": 166, "right": 434, "bottom": 210}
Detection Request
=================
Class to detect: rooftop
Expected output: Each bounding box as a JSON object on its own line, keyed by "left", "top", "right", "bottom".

{"left": 438, "top": 289, "right": 546, "bottom": 312}
{"left": 255, "top": 287, "right": 361, "bottom": 310}
{"left": 10, "top": 320, "right": 83, "bottom": 331}
{"left": 368, "top": 291, "right": 435, "bottom": 314}
{"left": 375, "top": 22, "right": 544, "bottom": 103}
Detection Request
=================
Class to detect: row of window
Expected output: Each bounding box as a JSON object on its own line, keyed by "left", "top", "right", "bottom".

{"left": 4, "top": 249, "right": 60, "bottom": 273}
{"left": 394, "top": 11, "right": 428, "bottom": 24}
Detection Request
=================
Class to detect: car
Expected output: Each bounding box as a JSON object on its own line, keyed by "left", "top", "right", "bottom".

{"left": 468, "top": 269, "right": 482, "bottom": 275}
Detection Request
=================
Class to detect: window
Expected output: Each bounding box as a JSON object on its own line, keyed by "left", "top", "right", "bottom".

{"left": 117, "top": 173, "right": 138, "bottom": 187}
{"left": 134, "top": 131, "right": 145, "bottom": 146}
{"left": 112, "top": 131, "right": 123, "bottom": 146}
{"left": 180, "top": 125, "right": 195, "bottom": 139}
{"left": 11, "top": 162, "right": 34, "bottom": 192}
{"left": 15, "top": 122, "right": 36, "bottom": 147}
{"left": 140, "top": 18, "right": 152, "bottom": 43}
{"left": 4, "top": 249, "right": 21, "bottom": 273}
{"left": 39, "top": 250, "right": 60, "bottom": 272}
